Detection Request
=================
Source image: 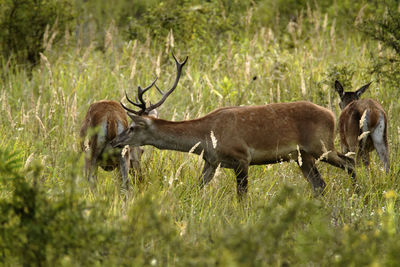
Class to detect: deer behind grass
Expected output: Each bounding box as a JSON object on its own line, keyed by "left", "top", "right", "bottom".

{"left": 111, "top": 57, "right": 356, "bottom": 198}
{"left": 334, "top": 80, "right": 390, "bottom": 172}
{"left": 80, "top": 100, "right": 147, "bottom": 188}
{"left": 80, "top": 72, "right": 159, "bottom": 188}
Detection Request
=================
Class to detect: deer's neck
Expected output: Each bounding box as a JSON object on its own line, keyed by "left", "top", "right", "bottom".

{"left": 148, "top": 119, "right": 209, "bottom": 155}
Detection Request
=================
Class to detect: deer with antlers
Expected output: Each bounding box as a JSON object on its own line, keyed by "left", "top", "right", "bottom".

{"left": 334, "top": 80, "right": 390, "bottom": 172}
{"left": 110, "top": 54, "right": 356, "bottom": 198}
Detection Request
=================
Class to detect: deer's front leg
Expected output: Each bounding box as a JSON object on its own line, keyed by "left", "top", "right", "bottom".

{"left": 119, "top": 150, "right": 131, "bottom": 189}
{"left": 86, "top": 146, "right": 101, "bottom": 186}
{"left": 199, "top": 161, "right": 216, "bottom": 188}
{"left": 129, "top": 146, "right": 143, "bottom": 183}
{"left": 85, "top": 156, "right": 98, "bottom": 184}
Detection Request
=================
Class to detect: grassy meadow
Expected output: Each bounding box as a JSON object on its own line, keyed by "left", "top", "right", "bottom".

{"left": 1, "top": 1, "right": 400, "bottom": 266}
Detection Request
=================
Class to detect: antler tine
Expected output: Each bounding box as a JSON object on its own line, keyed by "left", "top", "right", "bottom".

{"left": 121, "top": 76, "right": 158, "bottom": 115}
{"left": 172, "top": 52, "right": 189, "bottom": 67}
{"left": 142, "top": 76, "right": 158, "bottom": 91}
{"left": 136, "top": 86, "right": 146, "bottom": 108}
{"left": 155, "top": 84, "right": 164, "bottom": 95}
{"left": 120, "top": 101, "right": 141, "bottom": 115}
{"left": 137, "top": 77, "right": 158, "bottom": 108}
{"left": 125, "top": 90, "right": 143, "bottom": 108}
{"left": 146, "top": 53, "right": 188, "bottom": 112}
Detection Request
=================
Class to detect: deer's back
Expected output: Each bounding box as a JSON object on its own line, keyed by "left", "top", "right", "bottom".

{"left": 81, "top": 100, "right": 128, "bottom": 136}
{"left": 80, "top": 100, "right": 129, "bottom": 151}
{"left": 204, "top": 101, "right": 336, "bottom": 155}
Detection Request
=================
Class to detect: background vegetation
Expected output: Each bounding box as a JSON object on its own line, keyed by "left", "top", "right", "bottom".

{"left": 1, "top": 0, "right": 400, "bottom": 265}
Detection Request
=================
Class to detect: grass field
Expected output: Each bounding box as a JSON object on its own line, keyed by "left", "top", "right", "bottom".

{"left": 1, "top": 2, "right": 400, "bottom": 266}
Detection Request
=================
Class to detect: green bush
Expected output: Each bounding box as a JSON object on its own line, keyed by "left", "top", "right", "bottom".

{"left": 0, "top": 0, "right": 75, "bottom": 66}
{"left": 125, "top": 0, "right": 251, "bottom": 49}
{"left": 0, "top": 148, "right": 115, "bottom": 266}
{"left": 360, "top": 3, "right": 400, "bottom": 89}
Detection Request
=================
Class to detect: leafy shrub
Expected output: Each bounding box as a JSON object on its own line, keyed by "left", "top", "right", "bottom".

{"left": 212, "top": 186, "right": 324, "bottom": 266}
{"left": 324, "top": 63, "right": 355, "bottom": 89}
{"left": 125, "top": 0, "right": 251, "bottom": 48}
{"left": 360, "top": 3, "right": 400, "bottom": 89}
{"left": 0, "top": 148, "right": 115, "bottom": 266}
{"left": 0, "top": 0, "right": 75, "bottom": 66}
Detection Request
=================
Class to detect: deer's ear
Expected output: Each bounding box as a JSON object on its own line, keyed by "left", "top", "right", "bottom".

{"left": 356, "top": 82, "right": 372, "bottom": 98}
{"left": 334, "top": 80, "right": 344, "bottom": 97}
{"left": 148, "top": 109, "right": 158, "bottom": 118}
{"left": 127, "top": 112, "right": 139, "bottom": 121}
{"left": 128, "top": 114, "right": 150, "bottom": 128}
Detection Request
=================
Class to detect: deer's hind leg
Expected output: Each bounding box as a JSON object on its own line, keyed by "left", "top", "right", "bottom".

{"left": 373, "top": 141, "right": 390, "bottom": 173}
{"left": 234, "top": 160, "right": 249, "bottom": 200}
{"left": 371, "top": 116, "right": 390, "bottom": 172}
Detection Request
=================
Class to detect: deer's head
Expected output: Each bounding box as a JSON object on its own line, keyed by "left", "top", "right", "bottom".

{"left": 111, "top": 53, "right": 188, "bottom": 148}
{"left": 334, "top": 80, "right": 372, "bottom": 110}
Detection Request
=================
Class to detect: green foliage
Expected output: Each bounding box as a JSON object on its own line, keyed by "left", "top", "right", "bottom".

{"left": 214, "top": 186, "right": 324, "bottom": 265}
{"left": 324, "top": 63, "right": 356, "bottom": 90}
{"left": 253, "top": 0, "right": 382, "bottom": 32}
{"left": 0, "top": 0, "right": 75, "bottom": 66}
{"left": 360, "top": 2, "right": 400, "bottom": 89}
{"left": 0, "top": 146, "right": 23, "bottom": 175}
{"left": 0, "top": 148, "right": 115, "bottom": 266}
{"left": 125, "top": 0, "right": 250, "bottom": 50}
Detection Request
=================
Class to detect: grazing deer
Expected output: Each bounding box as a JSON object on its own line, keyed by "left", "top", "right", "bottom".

{"left": 80, "top": 85, "right": 158, "bottom": 188}
{"left": 334, "top": 80, "right": 390, "bottom": 172}
{"left": 80, "top": 101, "right": 141, "bottom": 187}
{"left": 110, "top": 56, "right": 356, "bottom": 198}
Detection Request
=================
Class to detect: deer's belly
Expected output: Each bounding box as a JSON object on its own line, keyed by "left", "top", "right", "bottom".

{"left": 249, "top": 145, "right": 298, "bottom": 165}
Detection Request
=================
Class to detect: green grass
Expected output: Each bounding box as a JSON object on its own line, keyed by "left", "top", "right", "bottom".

{"left": 1, "top": 5, "right": 400, "bottom": 266}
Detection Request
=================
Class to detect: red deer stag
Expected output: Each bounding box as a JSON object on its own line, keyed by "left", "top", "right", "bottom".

{"left": 111, "top": 58, "right": 356, "bottom": 198}
{"left": 334, "top": 80, "right": 390, "bottom": 172}
{"left": 80, "top": 79, "right": 159, "bottom": 188}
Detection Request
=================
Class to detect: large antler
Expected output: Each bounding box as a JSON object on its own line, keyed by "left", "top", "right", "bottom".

{"left": 121, "top": 53, "right": 188, "bottom": 115}
{"left": 121, "top": 77, "right": 158, "bottom": 115}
